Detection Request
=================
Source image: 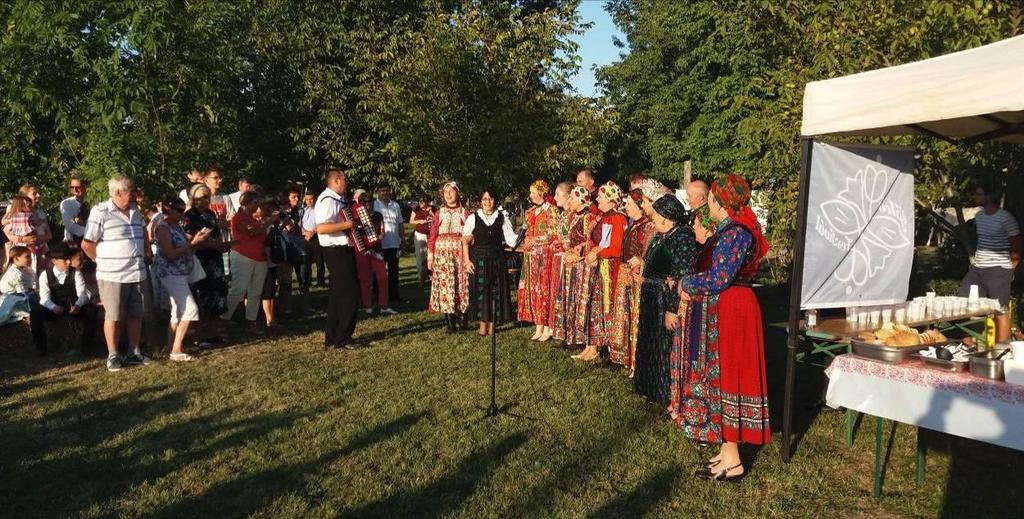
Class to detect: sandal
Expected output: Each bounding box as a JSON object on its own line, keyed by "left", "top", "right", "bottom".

{"left": 169, "top": 353, "right": 196, "bottom": 362}
{"left": 696, "top": 463, "right": 745, "bottom": 483}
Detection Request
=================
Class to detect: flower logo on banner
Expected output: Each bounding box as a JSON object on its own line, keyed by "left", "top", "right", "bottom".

{"left": 818, "top": 164, "right": 911, "bottom": 291}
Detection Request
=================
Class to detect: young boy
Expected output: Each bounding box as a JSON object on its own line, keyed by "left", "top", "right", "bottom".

{"left": 0, "top": 245, "right": 35, "bottom": 295}
{"left": 30, "top": 243, "right": 97, "bottom": 356}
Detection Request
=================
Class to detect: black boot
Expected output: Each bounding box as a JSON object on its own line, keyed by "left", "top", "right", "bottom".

{"left": 445, "top": 314, "right": 456, "bottom": 334}
{"left": 458, "top": 312, "right": 469, "bottom": 331}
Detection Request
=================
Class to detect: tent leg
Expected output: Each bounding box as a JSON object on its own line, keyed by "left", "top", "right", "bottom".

{"left": 782, "top": 136, "right": 814, "bottom": 463}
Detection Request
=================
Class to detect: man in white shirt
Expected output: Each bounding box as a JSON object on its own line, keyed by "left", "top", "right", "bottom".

{"left": 82, "top": 174, "right": 150, "bottom": 372}
{"left": 227, "top": 176, "right": 252, "bottom": 216}
{"left": 300, "top": 191, "right": 325, "bottom": 289}
{"left": 29, "top": 244, "right": 97, "bottom": 356}
{"left": 315, "top": 169, "right": 360, "bottom": 349}
{"left": 60, "top": 174, "right": 90, "bottom": 244}
{"left": 373, "top": 185, "right": 404, "bottom": 303}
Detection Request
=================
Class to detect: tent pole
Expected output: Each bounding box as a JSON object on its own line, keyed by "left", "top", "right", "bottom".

{"left": 782, "top": 136, "right": 814, "bottom": 463}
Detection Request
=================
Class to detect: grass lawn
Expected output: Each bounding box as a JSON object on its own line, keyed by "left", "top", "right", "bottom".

{"left": 1, "top": 257, "right": 1021, "bottom": 518}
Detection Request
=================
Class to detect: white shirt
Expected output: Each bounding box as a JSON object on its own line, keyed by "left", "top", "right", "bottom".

{"left": 314, "top": 189, "right": 351, "bottom": 247}
{"left": 462, "top": 210, "right": 519, "bottom": 245}
{"left": 373, "top": 199, "right": 404, "bottom": 249}
{"left": 300, "top": 206, "right": 317, "bottom": 233}
{"left": 0, "top": 264, "right": 35, "bottom": 294}
{"left": 39, "top": 266, "right": 89, "bottom": 310}
{"left": 228, "top": 191, "right": 243, "bottom": 212}
{"left": 84, "top": 200, "right": 148, "bottom": 283}
{"left": 60, "top": 197, "right": 87, "bottom": 240}
{"left": 179, "top": 188, "right": 190, "bottom": 204}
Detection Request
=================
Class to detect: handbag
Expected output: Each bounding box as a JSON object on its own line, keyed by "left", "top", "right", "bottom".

{"left": 189, "top": 255, "right": 207, "bottom": 284}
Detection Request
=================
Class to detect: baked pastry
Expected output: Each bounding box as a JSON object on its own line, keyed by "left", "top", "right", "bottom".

{"left": 885, "top": 331, "right": 921, "bottom": 347}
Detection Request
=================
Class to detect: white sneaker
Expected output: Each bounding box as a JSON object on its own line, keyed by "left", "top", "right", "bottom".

{"left": 380, "top": 307, "right": 399, "bottom": 315}
{"left": 169, "top": 353, "right": 196, "bottom": 362}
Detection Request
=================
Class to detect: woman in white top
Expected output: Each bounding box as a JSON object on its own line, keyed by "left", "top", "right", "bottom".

{"left": 154, "top": 196, "right": 210, "bottom": 361}
{"left": 462, "top": 190, "right": 518, "bottom": 336}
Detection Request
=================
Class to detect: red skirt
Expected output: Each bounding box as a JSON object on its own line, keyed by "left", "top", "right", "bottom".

{"left": 677, "top": 285, "right": 770, "bottom": 445}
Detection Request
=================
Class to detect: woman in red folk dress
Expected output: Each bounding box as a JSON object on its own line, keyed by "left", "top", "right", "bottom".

{"left": 428, "top": 182, "right": 472, "bottom": 333}
{"left": 676, "top": 173, "right": 771, "bottom": 482}
{"left": 547, "top": 182, "right": 575, "bottom": 342}
{"left": 558, "top": 187, "right": 596, "bottom": 346}
{"left": 609, "top": 189, "right": 657, "bottom": 372}
{"left": 574, "top": 182, "right": 628, "bottom": 362}
{"left": 517, "top": 180, "right": 557, "bottom": 342}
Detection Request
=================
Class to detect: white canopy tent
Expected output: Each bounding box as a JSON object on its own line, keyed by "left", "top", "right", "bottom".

{"left": 800, "top": 34, "right": 1024, "bottom": 144}
{"left": 782, "top": 35, "right": 1024, "bottom": 463}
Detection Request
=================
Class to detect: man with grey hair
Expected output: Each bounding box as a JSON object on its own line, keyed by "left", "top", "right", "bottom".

{"left": 681, "top": 179, "right": 708, "bottom": 211}
{"left": 82, "top": 174, "right": 151, "bottom": 372}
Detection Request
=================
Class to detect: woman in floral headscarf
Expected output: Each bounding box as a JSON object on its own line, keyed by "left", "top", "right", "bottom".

{"left": 518, "top": 180, "right": 558, "bottom": 341}
{"left": 555, "top": 186, "right": 597, "bottom": 346}
{"left": 428, "top": 181, "right": 472, "bottom": 332}
{"left": 573, "top": 181, "right": 629, "bottom": 362}
{"left": 608, "top": 188, "right": 657, "bottom": 372}
{"left": 675, "top": 173, "right": 771, "bottom": 482}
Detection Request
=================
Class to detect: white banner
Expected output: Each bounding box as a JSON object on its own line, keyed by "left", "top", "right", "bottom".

{"left": 800, "top": 142, "right": 915, "bottom": 309}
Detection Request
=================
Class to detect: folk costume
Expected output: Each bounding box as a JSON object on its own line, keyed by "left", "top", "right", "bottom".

{"left": 463, "top": 208, "right": 518, "bottom": 324}
{"left": 584, "top": 182, "right": 629, "bottom": 349}
{"left": 608, "top": 191, "right": 657, "bottom": 370}
{"left": 517, "top": 180, "right": 557, "bottom": 327}
{"left": 675, "top": 173, "right": 771, "bottom": 446}
{"left": 428, "top": 182, "right": 472, "bottom": 330}
{"left": 554, "top": 187, "right": 595, "bottom": 345}
{"left": 633, "top": 195, "right": 700, "bottom": 404}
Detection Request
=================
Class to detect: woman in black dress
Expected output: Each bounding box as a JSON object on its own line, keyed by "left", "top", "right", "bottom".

{"left": 183, "top": 184, "right": 233, "bottom": 347}
{"left": 462, "top": 190, "right": 519, "bottom": 336}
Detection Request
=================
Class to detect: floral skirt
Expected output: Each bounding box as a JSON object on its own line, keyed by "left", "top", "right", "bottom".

{"left": 675, "top": 286, "right": 771, "bottom": 445}
{"left": 609, "top": 265, "right": 643, "bottom": 369}
{"left": 517, "top": 244, "right": 552, "bottom": 326}
{"left": 554, "top": 257, "right": 592, "bottom": 345}
{"left": 428, "top": 235, "right": 469, "bottom": 315}
{"left": 585, "top": 258, "right": 620, "bottom": 348}
{"left": 547, "top": 252, "right": 566, "bottom": 336}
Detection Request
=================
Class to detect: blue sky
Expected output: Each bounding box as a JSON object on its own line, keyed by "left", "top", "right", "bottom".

{"left": 568, "top": 1, "right": 627, "bottom": 97}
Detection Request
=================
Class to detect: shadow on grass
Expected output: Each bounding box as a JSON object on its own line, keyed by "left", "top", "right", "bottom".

{"left": 342, "top": 432, "right": 528, "bottom": 518}
{"left": 589, "top": 463, "right": 683, "bottom": 518}
{"left": 0, "top": 386, "right": 337, "bottom": 517}
{"left": 147, "top": 410, "right": 432, "bottom": 518}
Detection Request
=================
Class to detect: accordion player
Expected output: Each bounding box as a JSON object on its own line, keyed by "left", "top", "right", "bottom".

{"left": 339, "top": 203, "right": 381, "bottom": 253}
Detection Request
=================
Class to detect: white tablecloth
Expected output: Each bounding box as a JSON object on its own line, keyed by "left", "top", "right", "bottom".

{"left": 826, "top": 354, "right": 1024, "bottom": 451}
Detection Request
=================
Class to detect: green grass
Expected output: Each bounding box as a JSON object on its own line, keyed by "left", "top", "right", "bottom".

{"left": 1, "top": 258, "right": 1021, "bottom": 518}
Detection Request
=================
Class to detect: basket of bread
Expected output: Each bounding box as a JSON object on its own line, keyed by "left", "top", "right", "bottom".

{"left": 850, "top": 323, "right": 948, "bottom": 363}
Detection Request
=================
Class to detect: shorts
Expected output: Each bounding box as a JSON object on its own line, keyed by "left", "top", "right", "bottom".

{"left": 160, "top": 274, "right": 199, "bottom": 322}
{"left": 959, "top": 265, "right": 1014, "bottom": 306}
{"left": 97, "top": 279, "right": 147, "bottom": 320}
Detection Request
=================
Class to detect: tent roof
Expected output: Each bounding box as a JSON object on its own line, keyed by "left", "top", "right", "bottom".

{"left": 800, "top": 35, "right": 1024, "bottom": 144}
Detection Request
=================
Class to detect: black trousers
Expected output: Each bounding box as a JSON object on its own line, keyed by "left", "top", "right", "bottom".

{"left": 323, "top": 245, "right": 359, "bottom": 346}
{"left": 30, "top": 303, "right": 97, "bottom": 354}
{"left": 304, "top": 237, "right": 325, "bottom": 288}
{"left": 383, "top": 248, "right": 401, "bottom": 301}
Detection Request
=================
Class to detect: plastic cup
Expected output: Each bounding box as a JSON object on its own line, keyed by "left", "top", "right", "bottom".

{"left": 1011, "top": 341, "right": 1024, "bottom": 360}
{"left": 894, "top": 307, "right": 906, "bottom": 324}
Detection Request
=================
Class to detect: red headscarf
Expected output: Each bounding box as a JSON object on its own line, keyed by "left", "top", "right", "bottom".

{"left": 711, "top": 173, "right": 769, "bottom": 263}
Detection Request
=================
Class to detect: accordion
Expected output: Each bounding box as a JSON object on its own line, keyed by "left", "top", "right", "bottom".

{"left": 339, "top": 202, "right": 381, "bottom": 253}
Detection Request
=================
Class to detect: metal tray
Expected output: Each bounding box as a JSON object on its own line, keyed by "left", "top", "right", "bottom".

{"left": 850, "top": 340, "right": 924, "bottom": 364}
{"left": 916, "top": 354, "right": 969, "bottom": 372}
{"left": 969, "top": 349, "right": 1008, "bottom": 381}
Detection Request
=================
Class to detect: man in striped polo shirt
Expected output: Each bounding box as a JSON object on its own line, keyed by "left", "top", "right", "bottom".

{"left": 82, "top": 174, "right": 152, "bottom": 372}
{"left": 959, "top": 183, "right": 1021, "bottom": 341}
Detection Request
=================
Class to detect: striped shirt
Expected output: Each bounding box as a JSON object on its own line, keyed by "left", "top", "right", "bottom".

{"left": 84, "top": 201, "right": 148, "bottom": 283}
{"left": 971, "top": 208, "right": 1020, "bottom": 269}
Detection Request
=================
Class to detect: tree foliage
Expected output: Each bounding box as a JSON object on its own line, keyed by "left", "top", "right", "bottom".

{"left": 599, "top": 0, "right": 1024, "bottom": 267}
{"left": 0, "top": 0, "right": 607, "bottom": 210}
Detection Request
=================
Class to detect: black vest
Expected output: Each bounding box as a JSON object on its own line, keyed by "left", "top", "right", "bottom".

{"left": 46, "top": 267, "right": 78, "bottom": 307}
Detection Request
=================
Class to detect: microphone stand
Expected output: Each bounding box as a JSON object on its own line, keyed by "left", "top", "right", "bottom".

{"left": 486, "top": 256, "right": 499, "bottom": 418}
